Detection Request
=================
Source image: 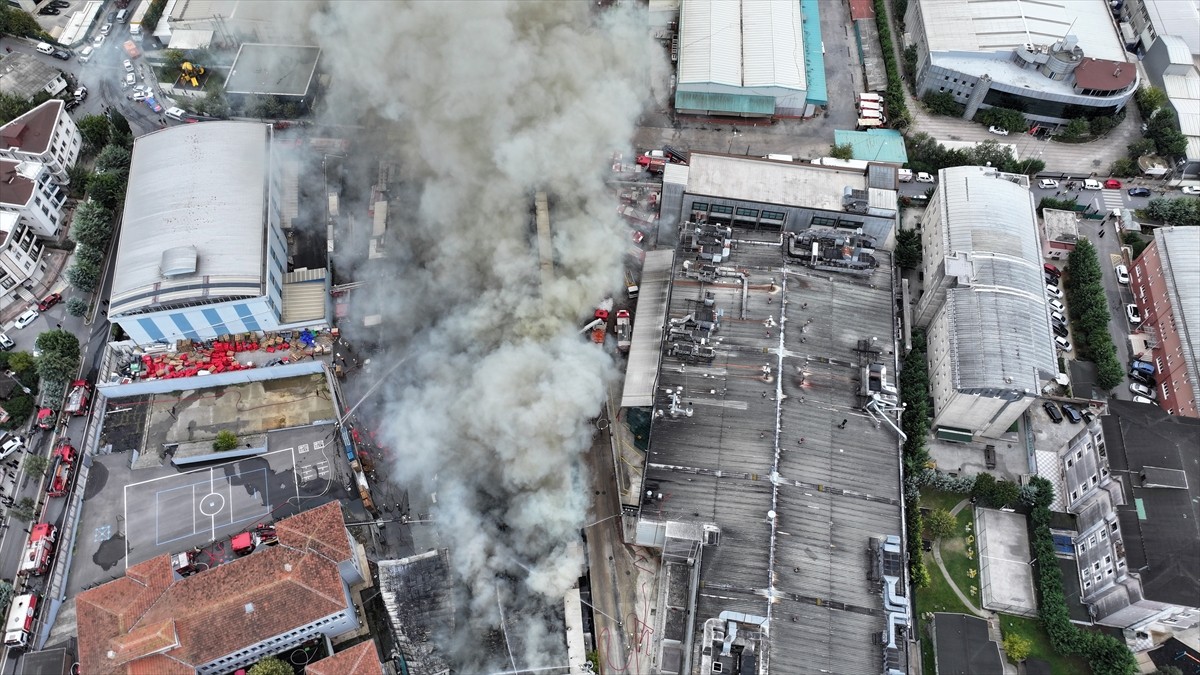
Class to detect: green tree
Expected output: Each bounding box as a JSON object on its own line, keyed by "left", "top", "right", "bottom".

{"left": 66, "top": 165, "right": 91, "bottom": 198}
{"left": 94, "top": 145, "right": 132, "bottom": 178}
{"left": 1002, "top": 633, "right": 1033, "bottom": 663}
{"left": 828, "top": 143, "right": 854, "bottom": 160}
{"left": 74, "top": 243, "right": 104, "bottom": 268}
{"left": 36, "top": 329, "right": 79, "bottom": 359}
{"left": 66, "top": 259, "right": 101, "bottom": 292}
{"left": 86, "top": 172, "right": 127, "bottom": 211}
{"left": 108, "top": 109, "right": 131, "bottom": 138}
{"left": 69, "top": 202, "right": 113, "bottom": 249}
{"left": 976, "top": 107, "right": 1026, "bottom": 132}
{"left": 1155, "top": 666, "right": 1184, "bottom": 675}
{"left": 1089, "top": 115, "right": 1116, "bottom": 137}
{"left": 1061, "top": 117, "right": 1090, "bottom": 139}
{"left": 1, "top": 395, "right": 34, "bottom": 429}
{"left": 895, "top": 228, "right": 922, "bottom": 270}
{"left": 7, "top": 351, "right": 35, "bottom": 377}
{"left": 0, "top": 6, "right": 42, "bottom": 40}
{"left": 213, "top": 429, "right": 239, "bottom": 452}
{"left": 66, "top": 297, "right": 89, "bottom": 317}
{"left": 1126, "top": 137, "right": 1156, "bottom": 158}
{"left": 1123, "top": 231, "right": 1149, "bottom": 259}
{"left": 22, "top": 453, "right": 49, "bottom": 477}
{"left": 8, "top": 497, "right": 36, "bottom": 522}
{"left": 1108, "top": 158, "right": 1138, "bottom": 178}
{"left": 247, "top": 656, "right": 293, "bottom": 675}
{"left": 1135, "top": 86, "right": 1167, "bottom": 117}
{"left": 163, "top": 49, "right": 187, "bottom": 76}
{"left": 925, "top": 508, "right": 956, "bottom": 539}
{"left": 922, "top": 91, "right": 961, "bottom": 116}
{"left": 0, "top": 581, "right": 11, "bottom": 614}
{"left": 76, "top": 114, "right": 112, "bottom": 154}
{"left": 36, "top": 351, "right": 78, "bottom": 385}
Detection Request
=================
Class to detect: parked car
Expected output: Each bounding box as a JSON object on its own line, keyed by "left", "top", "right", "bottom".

{"left": 143, "top": 96, "right": 163, "bottom": 113}
{"left": 988, "top": 126, "right": 1010, "bottom": 136}
{"left": 51, "top": 50, "right": 70, "bottom": 61}
{"left": 1054, "top": 335, "right": 1072, "bottom": 351}
{"left": 916, "top": 172, "right": 935, "bottom": 183}
{"left": 0, "top": 334, "right": 13, "bottom": 351}
{"left": 73, "top": 86, "right": 87, "bottom": 101}
{"left": 1083, "top": 179, "right": 1103, "bottom": 190}
{"left": 1127, "top": 187, "right": 1152, "bottom": 197}
{"left": 1115, "top": 264, "right": 1130, "bottom": 284}
{"left": 1061, "top": 403, "right": 1083, "bottom": 424}
{"left": 1044, "top": 263, "right": 1061, "bottom": 278}
{"left": 13, "top": 309, "right": 38, "bottom": 330}
{"left": 37, "top": 293, "right": 61, "bottom": 312}
{"left": 1043, "top": 401, "right": 1064, "bottom": 423}
{"left": 1050, "top": 309, "right": 1066, "bottom": 323}
{"left": 1045, "top": 284, "right": 1063, "bottom": 299}
{"left": 1049, "top": 298, "right": 1066, "bottom": 314}
{"left": 1181, "top": 186, "right": 1200, "bottom": 195}
{"left": 77, "top": 45, "right": 94, "bottom": 63}
{"left": 1132, "top": 395, "right": 1156, "bottom": 405}
{"left": 1129, "top": 369, "right": 1155, "bottom": 386}
{"left": 1131, "top": 359, "right": 1155, "bottom": 376}
{"left": 1104, "top": 179, "right": 1122, "bottom": 189}
{"left": 1038, "top": 179, "right": 1059, "bottom": 190}
{"left": 38, "top": 5, "right": 59, "bottom": 15}
{"left": 64, "top": 100, "right": 81, "bottom": 112}
{"left": 51, "top": 0, "right": 71, "bottom": 7}
{"left": 123, "top": 59, "right": 134, "bottom": 72}
{"left": 1045, "top": 274, "right": 1059, "bottom": 286}
{"left": 1129, "top": 382, "right": 1156, "bottom": 399}
{"left": 1052, "top": 322, "right": 1069, "bottom": 338}
{"left": 1125, "top": 303, "right": 1141, "bottom": 324}
{"left": 100, "top": 22, "right": 112, "bottom": 35}
{"left": 93, "top": 34, "right": 106, "bottom": 48}
{"left": 123, "top": 72, "right": 136, "bottom": 86}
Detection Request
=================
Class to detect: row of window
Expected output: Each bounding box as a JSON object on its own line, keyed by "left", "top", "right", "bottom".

{"left": 690, "top": 202, "right": 785, "bottom": 222}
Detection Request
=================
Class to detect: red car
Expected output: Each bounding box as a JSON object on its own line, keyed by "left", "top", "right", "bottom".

{"left": 37, "top": 293, "right": 61, "bottom": 312}
{"left": 1104, "top": 179, "right": 1122, "bottom": 189}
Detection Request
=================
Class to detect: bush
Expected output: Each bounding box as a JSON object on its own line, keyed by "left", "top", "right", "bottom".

{"left": 829, "top": 143, "right": 854, "bottom": 160}
{"left": 1037, "top": 196, "right": 1079, "bottom": 216}
{"left": 872, "top": 0, "right": 912, "bottom": 128}
{"left": 1143, "top": 198, "right": 1200, "bottom": 227}
{"left": 247, "top": 656, "right": 293, "bottom": 675}
{"left": 1003, "top": 633, "right": 1032, "bottom": 663}
{"left": 925, "top": 508, "right": 956, "bottom": 539}
{"left": 1064, "top": 240, "right": 1124, "bottom": 390}
{"left": 70, "top": 201, "right": 114, "bottom": 250}
{"left": 975, "top": 107, "right": 1026, "bottom": 133}
{"left": 922, "top": 91, "right": 961, "bottom": 117}
{"left": 1108, "top": 158, "right": 1139, "bottom": 178}
{"left": 1135, "top": 86, "right": 1167, "bottom": 118}
{"left": 895, "top": 228, "right": 922, "bottom": 270}
{"left": 213, "top": 429, "right": 239, "bottom": 452}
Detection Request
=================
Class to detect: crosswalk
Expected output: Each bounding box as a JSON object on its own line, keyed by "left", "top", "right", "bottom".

{"left": 1100, "top": 189, "right": 1124, "bottom": 211}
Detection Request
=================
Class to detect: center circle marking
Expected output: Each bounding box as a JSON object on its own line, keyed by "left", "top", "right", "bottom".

{"left": 198, "top": 492, "right": 225, "bottom": 517}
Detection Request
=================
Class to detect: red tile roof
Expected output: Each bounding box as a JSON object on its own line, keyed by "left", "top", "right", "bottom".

{"left": 306, "top": 640, "right": 384, "bottom": 675}
{"left": 848, "top": 0, "right": 874, "bottom": 21}
{"left": 0, "top": 159, "right": 35, "bottom": 208}
{"left": 0, "top": 99, "right": 62, "bottom": 155}
{"left": 1074, "top": 58, "right": 1136, "bottom": 93}
{"left": 77, "top": 503, "right": 355, "bottom": 675}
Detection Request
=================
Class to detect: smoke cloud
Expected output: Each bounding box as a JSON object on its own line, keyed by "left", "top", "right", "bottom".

{"left": 309, "top": 1, "right": 661, "bottom": 670}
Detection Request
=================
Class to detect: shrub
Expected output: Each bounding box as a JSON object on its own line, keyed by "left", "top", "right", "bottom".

{"left": 872, "top": 0, "right": 911, "bottom": 128}
{"left": 213, "top": 429, "right": 239, "bottom": 452}
{"left": 925, "top": 508, "right": 956, "bottom": 539}
{"left": 829, "top": 143, "right": 854, "bottom": 160}
{"left": 922, "top": 91, "right": 961, "bottom": 117}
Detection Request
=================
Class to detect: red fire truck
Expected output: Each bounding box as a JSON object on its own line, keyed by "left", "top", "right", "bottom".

{"left": 19, "top": 523, "right": 56, "bottom": 576}
{"left": 47, "top": 441, "right": 76, "bottom": 498}
{"left": 3, "top": 593, "right": 38, "bottom": 649}
{"left": 64, "top": 380, "right": 91, "bottom": 416}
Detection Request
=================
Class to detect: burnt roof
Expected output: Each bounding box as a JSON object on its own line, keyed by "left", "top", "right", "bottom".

{"left": 1074, "top": 58, "right": 1136, "bottom": 92}
{"left": 1101, "top": 399, "right": 1200, "bottom": 607}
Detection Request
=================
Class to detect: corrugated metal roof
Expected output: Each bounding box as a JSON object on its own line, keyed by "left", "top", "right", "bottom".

{"left": 110, "top": 122, "right": 270, "bottom": 316}
{"left": 741, "top": 0, "right": 805, "bottom": 91}
{"left": 1158, "top": 227, "right": 1200, "bottom": 393}
{"left": 935, "top": 166, "right": 1058, "bottom": 389}
{"left": 1157, "top": 34, "right": 1194, "bottom": 66}
{"left": 622, "top": 250, "right": 676, "bottom": 408}
{"left": 913, "top": 0, "right": 1127, "bottom": 62}
{"left": 673, "top": 90, "right": 776, "bottom": 116}
{"left": 799, "top": 0, "right": 827, "bottom": 105}
{"left": 1144, "top": 1, "right": 1200, "bottom": 56}
{"left": 677, "top": 0, "right": 742, "bottom": 87}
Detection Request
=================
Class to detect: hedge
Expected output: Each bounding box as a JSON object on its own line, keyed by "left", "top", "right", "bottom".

{"left": 872, "top": 0, "right": 912, "bottom": 128}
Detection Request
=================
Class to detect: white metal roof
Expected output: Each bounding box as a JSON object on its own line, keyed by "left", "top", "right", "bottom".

{"left": 741, "top": 0, "right": 806, "bottom": 91}
{"left": 622, "top": 249, "right": 676, "bottom": 408}
{"left": 677, "top": 0, "right": 805, "bottom": 91}
{"left": 914, "top": 0, "right": 1126, "bottom": 62}
{"left": 685, "top": 153, "right": 866, "bottom": 213}
{"left": 677, "top": 0, "right": 742, "bottom": 87}
{"left": 1144, "top": 0, "right": 1200, "bottom": 56}
{"left": 1162, "top": 65, "right": 1200, "bottom": 161}
{"left": 109, "top": 122, "right": 270, "bottom": 316}
{"left": 1157, "top": 35, "right": 1195, "bottom": 67}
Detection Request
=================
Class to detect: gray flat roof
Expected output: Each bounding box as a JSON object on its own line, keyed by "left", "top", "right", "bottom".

{"left": 643, "top": 234, "right": 904, "bottom": 673}
{"left": 622, "top": 249, "right": 675, "bottom": 408}
{"left": 225, "top": 44, "right": 321, "bottom": 97}
{"left": 933, "top": 613, "right": 1006, "bottom": 675}
{"left": 110, "top": 122, "right": 271, "bottom": 316}
{"left": 685, "top": 152, "right": 867, "bottom": 213}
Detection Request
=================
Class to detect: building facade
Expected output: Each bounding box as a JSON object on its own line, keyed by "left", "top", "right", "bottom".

{"left": 0, "top": 213, "right": 47, "bottom": 301}
{"left": 904, "top": 0, "right": 1137, "bottom": 126}
{"left": 1128, "top": 226, "right": 1200, "bottom": 417}
{"left": 915, "top": 166, "right": 1058, "bottom": 440}
{"left": 1140, "top": 35, "right": 1200, "bottom": 180}
{"left": 1040, "top": 208, "right": 1080, "bottom": 261}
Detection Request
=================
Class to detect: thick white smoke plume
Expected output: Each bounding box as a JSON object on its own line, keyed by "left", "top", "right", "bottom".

{"left": 311, "top": 1, "right": 661, "bottom": 670}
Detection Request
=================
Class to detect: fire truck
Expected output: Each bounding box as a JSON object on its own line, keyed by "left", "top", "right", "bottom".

{"left": 64, "top": 380, "right": 91, "bottom": 416}
{"left": 47, "top": 441, "right": 76, "bottom": 498}
{"left": 19, "top": 523, "right": 56, "bottom": 576}
{"left": 3, "top": 593, "right": 38, "bottom": 649}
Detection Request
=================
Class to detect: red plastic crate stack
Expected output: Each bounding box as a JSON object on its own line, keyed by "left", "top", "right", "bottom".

{"left": 140, "top": 341, "right": 259, "bottom": 380}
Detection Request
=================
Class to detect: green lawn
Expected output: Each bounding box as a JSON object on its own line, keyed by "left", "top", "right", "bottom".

{"left": 916, "top": 491, "right": 976, "bottom": 675}
{"left": 1000, "top": 614, "right": 1092, "bottom": 675}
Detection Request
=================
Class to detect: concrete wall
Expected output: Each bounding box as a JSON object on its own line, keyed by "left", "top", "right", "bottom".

{"left": 98, "top": 358, "right": 324, "bottom": 397}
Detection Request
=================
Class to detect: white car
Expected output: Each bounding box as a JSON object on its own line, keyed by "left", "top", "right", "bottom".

{"left": 1050, "top": 310, "right": 1067, "bottom": 324}
{"left": 1129, "top": 382, "right": 1156, "bottom": 399}
{"left": 1049, "top": 298, "right": 1066, "bottom": 314}
{"left": 1132, "top": 395, "right": 1156, "bottom": 405}
{"left": 124, "top": 59, "right": 134, "bottom": 72}
{"left": 132, "top": 92, "right": 150, "bottom": 101}
{"left": 1045, "top": 284, "right": 1063, "bottom": 299}
{"left": 1054, "top": 336, "right": 1072, "bottom": 352}
{"left": 100, "top": 22, "right": 112, "bottom": 35}
{"left": 124, "top": 72, "right": 136, "bottom": 86}
{"left": 1083, "top": 179, "right": 1103, "bottom": 190}
{"left": 13, "top": 308, "right": 38, "bottom": 329}
{"left": 1115, "top": 264, "right": 1130, "bottom": 285}
{"left": 1182, "top": 186, "right": 1200, "bottom": 195}
{"left": 916, "top": 172, "right": 935, "bottom": 183}
{"left": 0, "top": 436, "right": 23, "bottom": 461}
{"left": 988, "top": 125, "right": 1010, "bottom": 136}
{"left": 1038, "top": 179, "right": 1059, "bottom": 190}
{"left": 93, "top": 34, "right": 106, "bottom": 48}
{"left": 1125, "top": 304, "right": 1141, "bottom": 324}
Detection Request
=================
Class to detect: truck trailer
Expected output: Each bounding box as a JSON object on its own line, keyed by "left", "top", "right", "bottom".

{"left": 19, "top": 524, "right": 57, "bottom": 576}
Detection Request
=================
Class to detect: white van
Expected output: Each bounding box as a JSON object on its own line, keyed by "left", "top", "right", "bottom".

{"left": 36, "top": 43, "right": 55, "bottom": 55}
{"left": 859, "top": 108, "right": 884, "bottom": 120}
{"left": 164, "top": 107, "right": 188, "bottom": 121}
{"left": 1083, "top": 179, "right": 1103, "bottom": 190}
{"left": 898, "top": 168, "right": 913, "bottom": 183}
{"left": 916, "top": 172, "right": 936, "bottom": 183}
{"left": 116, "top": 8, "right": 128, "bottom": 22}
{"left": 77, "top": 46, "right": 94, "bottom": 63}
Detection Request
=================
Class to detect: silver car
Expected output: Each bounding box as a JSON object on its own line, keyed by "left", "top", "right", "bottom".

{"left": 13, "top": 308, "right": 38, "bottom": 329}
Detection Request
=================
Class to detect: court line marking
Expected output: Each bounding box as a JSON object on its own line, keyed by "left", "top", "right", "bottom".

{"left": 149, "top": 469, "right": 271, "bottom": 547}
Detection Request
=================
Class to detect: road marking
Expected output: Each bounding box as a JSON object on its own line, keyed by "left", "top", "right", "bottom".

{"left": 228, "top": 478, "right": 234, "bottom": 525}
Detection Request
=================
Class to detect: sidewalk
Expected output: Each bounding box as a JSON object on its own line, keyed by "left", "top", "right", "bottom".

{"left": 0, "top": 249, "right": 71, "bottom": 327}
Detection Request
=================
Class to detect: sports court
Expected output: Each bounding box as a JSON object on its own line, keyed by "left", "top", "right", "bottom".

{"left": 123, "top": 448, "right": 303, "bottom": 566}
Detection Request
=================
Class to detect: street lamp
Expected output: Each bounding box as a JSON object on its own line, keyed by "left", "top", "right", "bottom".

{"left": 4, "top": 371, "right": 31, "bottom": 395}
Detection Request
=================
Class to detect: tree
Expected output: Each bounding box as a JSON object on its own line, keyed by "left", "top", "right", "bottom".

{"left": 1126, "top": 137, "right": 1156, "bottom": 158}
{"left": 0, "top": 6, "right": 42, "bottom": 40}
{"left": 66, "top": 297, "right": 89, "bottom": 317}
{"left": 36, "top": 350, "right": 78, "bottom": 385}
{"left": 1154, "top": 666, "right": 1184, "bottom": 675}
{"left": 1135, "top": 86, "right": 1167, "bottom": 117}
{"left": 213, "top": 429, "right": 239, "bottom": 452}
{"left": 8, "top": 497, "right": 36, "bottom": 522}
{"left": 926, "top": 508, "right": 956, "bottom": 539}
{"left": 66, "top": 165, "right": 91, "bottom": 198}
{"left": 922, "top": 91, "right": 961, "bottom": 116}
{"left": 1002, "top": 633, "right": 1033, "bottom": 663}
{"left": 828, "top": 143, "right": 854, "bottom": 160}
{"left": 1, "top": 395, "right": 34, "bottom": 429}
{"left": 86, "top": 172, "right": 127, "bottom": 211}
{"left": 1089, "top": 115, "right": 1116, "bottom": 137}
{"left": 1061, "top": 117, "right": 1090, "bottom": 139}
{"left": 22, "top": 453, "right": 49, "bottom": 477}
{"left": 35, "top": 329, "right": 79, "bottom": 359}
{"left": 76, "top": 114, "right": 112, "bottom": 154}
{"left": 247, "top": 656, "right": 293, "bottom": 675}
{"left": 0, "top": 581, "right": 11, "bottom": 614}
{"left": 164, "top": 49, "right": 187, "bottom": 76}
{"left": 895, "top": 228, "right": 922, "bottom": 270}
{"left": 74, "top": 243, "right": 104, "bottom": 269}
{"left": 8, "top": 351, "right": 35, "bottom": 377}
{"left": 976, "top": 107, "right": 1026, "bottom": 132}
{"left": 66, "top": 258, "right": 99, "bottom": 291}
{"left": 70, "top": 201, "right": 114, "bottom": 249}
{"left": 95, "top": 145, "right": 132, "bottom": 178}
{"left": 108, "top": 108, "right": 131, "bottom": 137}
{"left": 1108, "top": 158, "right": 1138, "bottom": 178}
{"left": 1123, "top": 231, "right": 1149, "bottom": 260}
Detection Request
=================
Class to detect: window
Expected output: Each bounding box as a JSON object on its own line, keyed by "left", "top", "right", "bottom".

{"left": 709, "top": 204, "right": 733, "bottom": 215}
{"left": 762, "top": 210, "right": 785, "bottom": 220}
{"left": 1067, "top": 458, "right": 1074, "bottom": 468}
{"left": 735, "top": 208, "right": 759, "bottom": 218}
{"left": 1094, "top": 562, "right": 1101, "bottom": 571}
{"left": 1104, "top": 555, "right": 1111, "bottom": 564}
{"left": 690, "top": 202, "right": 709, "bottom": 212}
{"left": 811, "top": 216, "right": 838, "bottom": 227}
{"left": 1071, "top": 490, "right": 1078, "bottom": 501}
